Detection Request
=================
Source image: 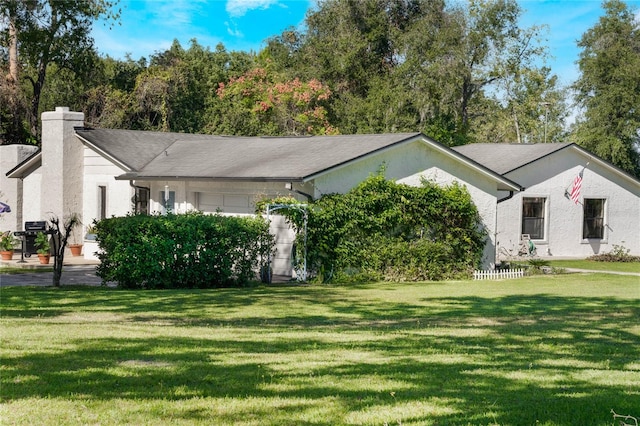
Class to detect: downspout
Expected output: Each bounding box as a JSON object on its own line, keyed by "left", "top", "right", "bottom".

{"left": 495, "top": 191, "right": 515, "bottom": 267}
{"left": 285, "top": 182, "right": 313, "bottom": 202}
{"left": 497, "top": 191, "right": 514, "bottom": 204}
{"left": 292, "top": 189, "right": 313, "bottom": 203}
{"left": 129, "top": 180, "right": 150, "bottom": 214}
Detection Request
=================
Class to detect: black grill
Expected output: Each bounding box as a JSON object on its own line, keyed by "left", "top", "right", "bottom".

{"left": 14, "top": 221, "right": 50, "bottom": 257}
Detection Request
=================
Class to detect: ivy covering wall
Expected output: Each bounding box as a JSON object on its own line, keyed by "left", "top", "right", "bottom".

{"left": 259, "top": 174, "right": 486, "bottom": 282}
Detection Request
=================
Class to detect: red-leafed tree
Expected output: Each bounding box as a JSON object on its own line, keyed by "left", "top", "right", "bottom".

{"left": 211, "top": 67, "right": 338, "bottom": 136}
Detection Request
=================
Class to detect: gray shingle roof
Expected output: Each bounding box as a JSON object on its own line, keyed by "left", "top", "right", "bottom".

{"left": 75, "top": 128, "right": 216, "bottom": 171}
{"left": 452, "top": 143, "right": 571, "bottom": 175}
{"left": 75, "top": 129, "right": 424, "bottom": 180}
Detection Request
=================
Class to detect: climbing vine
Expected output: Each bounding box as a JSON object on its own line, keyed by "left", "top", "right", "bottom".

{"left": 260, "top": 174, "right": 486, "bottom": 282}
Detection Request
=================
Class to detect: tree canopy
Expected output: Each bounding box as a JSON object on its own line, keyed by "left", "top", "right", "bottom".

{"left": 0, "top": 0, "right": 119, "bottom": 141}
{"left": 571, "top": 0, "right": 640, "bottom": 176}
{"left": 3, "top": 0, "right": 637, "bottom": 178}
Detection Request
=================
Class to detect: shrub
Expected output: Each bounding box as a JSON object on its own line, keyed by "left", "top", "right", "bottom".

{"left": 526, "top": 258, "right": 551, "bottom": 274}
{"left": 95, "top": 212, "right": 274, "bottom": 289}
{"left": 262, "top": 173, "right": 486, "bottom": 282}
{"left": 587, "top": 245, "right": 640, "bottom": 262}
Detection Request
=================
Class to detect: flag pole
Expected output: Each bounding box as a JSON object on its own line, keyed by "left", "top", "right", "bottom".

{"left": 565, "top": 163, "right": 588, "bottom": 205}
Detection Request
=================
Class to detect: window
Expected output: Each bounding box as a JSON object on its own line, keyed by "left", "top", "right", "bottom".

{"left": 98, "top": 185, "right": 107, "bottom": 220}
{"left": 134, "top": 187, "right": 150, "bottom": 214}
{"left": 159, "top": 190, "right": 175, "bottom": 214}
{"left": 583, "top": 198, "right": 605, "bottom": 239}
{"left": 522, "top": 197, "right": 545, "bottom": 240}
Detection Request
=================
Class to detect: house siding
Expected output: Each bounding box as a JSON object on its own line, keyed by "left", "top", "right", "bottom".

{"left": 21, "top": 173, "right": 41, "bottom": 224}
{"left": 499, "top": 149, "right": 640, "bottom": 258}
{"left": 82, "top": 147, "right": 132, "bottom": 231}
{"left": 0, "top": 144, "right": 39, "bottom": 231}
{"left": 314, "top": 140, "right": 500, "bottom": 268}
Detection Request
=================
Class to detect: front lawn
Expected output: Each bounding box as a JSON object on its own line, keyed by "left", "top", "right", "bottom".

{"left": 1, "top": 274, "right": 638, "bottom": 425}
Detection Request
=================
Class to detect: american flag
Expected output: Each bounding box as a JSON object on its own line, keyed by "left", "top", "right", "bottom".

{"left": 569, "top": 170, "right": 583, "bottom": 204}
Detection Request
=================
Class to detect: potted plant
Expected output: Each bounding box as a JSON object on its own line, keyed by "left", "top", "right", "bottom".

{"left": 0, "top": 231, "right": 18, "bottom": 260}
{"left": 35, "top": 232, "right": 51, "bottom": 264}
{"left": 83, "top": 223, "right": 100, "bottom": 261}
{"left": 84, "top": 224, "right": 98, "bottom": 241}
{"left": 69, "top": 224, "right": 83, "bottom": 256}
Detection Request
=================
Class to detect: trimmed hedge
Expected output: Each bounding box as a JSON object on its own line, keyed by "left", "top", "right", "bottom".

{"left": 95, "top": 212, "right": 274, "bottom": 289}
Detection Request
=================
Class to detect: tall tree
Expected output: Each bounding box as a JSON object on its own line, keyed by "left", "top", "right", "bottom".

{"left": 472, "top": 66, "right": 568, "bottom": 144}
{"left": 0, "top": 0, "right": 119, "bottom": 142}
{"left": 572, "top": 0, "right": 640, "bottom": 176}
{"left": 211, "top": 67, "right": 337, "bottom": 136}
{"left": 288, "top": 0, "right": 430, "bottom": 134}
{"left": 83, "top": 40, "right": 255, "bottom": 133}
{"left": 0, "top": 0, "right": 30, "bottom": 143}
{"left": 399, "top": 0, "right": 552, "bottom": 144}
{"left": 270, "top": 0, "right": 552, "bottom": 145}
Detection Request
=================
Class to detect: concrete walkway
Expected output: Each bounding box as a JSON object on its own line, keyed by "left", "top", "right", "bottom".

{"left": 563, "top": 268, "right": 640, "bottom": 277}
{"left": 2, "top": 256, "right": 637, "bottom": 287}
{"left": 0, "top": 255, "right": 108, "bottom": 287}
{"left": 0, "top": 265, "right": 108, "bottom": 287}
{"left": 0, "top": 255, "right": 293, "bottom": 287}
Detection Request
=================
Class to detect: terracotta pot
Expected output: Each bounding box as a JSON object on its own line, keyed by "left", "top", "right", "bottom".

{"left": 1, "top": 250, "right": 14, "bottom": 260}
{"left": 69, "top": 244, "right": 83, "bottom": 256}
{"left": 38, "top": 253, "right": 50, "bottom": 265}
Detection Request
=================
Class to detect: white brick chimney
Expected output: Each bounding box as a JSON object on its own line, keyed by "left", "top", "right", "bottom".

{"left": 40, "top": 107, "right": 85, "bottom": 223}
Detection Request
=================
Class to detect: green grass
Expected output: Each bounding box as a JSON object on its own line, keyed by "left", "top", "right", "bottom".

{"left": 1, "top": 274, "right": 639, "bottom": 425}
{"left": 0, "top": 266, "right": 53, "bottom": 274}
{"left": 546, "top": 259, "right": 640, "bottom": 274}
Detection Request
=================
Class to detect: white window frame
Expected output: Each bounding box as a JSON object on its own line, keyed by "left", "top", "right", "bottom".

{"left": 97, "top": 185, "right": 108, "bottom": 220}
{"left": 581, "top": 197, "right": 608, "bottom": 242}
{"left": 521, "top": 196, "right": 548, "bottom": 242}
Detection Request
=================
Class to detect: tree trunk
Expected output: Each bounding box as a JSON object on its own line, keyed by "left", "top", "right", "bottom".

{"left": 29, "top": 64, "right": 47, "bottom": 138}
{"left": 29, "top": 8, "right": 60, "bottom": 140}
{"left": 8, "top": 16, "right": 18, "bottom": 83}
{"left": 48, "top": 214, "right": 79, "bottom": 287}
{"left": 513, "top": 110, "right": 521, "bottom": 144}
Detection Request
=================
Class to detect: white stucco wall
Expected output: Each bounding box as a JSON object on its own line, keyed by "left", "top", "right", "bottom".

{"left": 313, "top": 139, "right": 501, "bottom": 268}
{"left": 21, "top": 172, "right": 41, "bottom": 224}
{"left": 82, "top": 147, "right": 133, "bottom": 235}
{"left": 498, "top": 148, "right": 640, "bottom": 258}
{"left": 0, "top": 144, "right": 39, "bottom": 231}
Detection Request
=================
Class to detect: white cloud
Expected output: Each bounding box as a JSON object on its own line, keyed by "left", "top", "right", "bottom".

{"left": 148, "top": 0, "right": 206, "bottom": 28}
{"left": 225, "top": 21, "right": 243, "bottom": 38}
{"left": 225, "top": 0, "right": 279, "bottom": 18}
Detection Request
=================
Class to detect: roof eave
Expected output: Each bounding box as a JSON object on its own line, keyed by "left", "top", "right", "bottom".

{"left": 302, "top": 133, "right": 522, "bottom": 191}
{"left": 501, "top": 143, "right": 640, "bottom": 186}
{"left": 6, "top": 150, "right": 42, "bottom": 178}
{"left": 570, "top": 144, "right": 640, "bottom": 186}
{"left": 75, "top": 131, "right": 134, "bottom": 171}
{"left": 301, "top": 133, "right": 421, "bottom": 182}
{"left": 502, "top": 143, "right": 572, "bottom": 175}
{"left": 116, "top": 173, "right": 306, "bottom": 183}
{"left": 424, "top": 139, "right": 524, "bottom": 192}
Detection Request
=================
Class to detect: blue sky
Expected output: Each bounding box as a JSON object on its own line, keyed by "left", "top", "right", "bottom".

{"left": 92, "top": 0, "right": 640, "bottom": 89}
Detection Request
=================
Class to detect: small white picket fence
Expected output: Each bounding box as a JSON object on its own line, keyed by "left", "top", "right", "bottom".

{"left": 473, "top": 268, "right": 525, "bottom": 280}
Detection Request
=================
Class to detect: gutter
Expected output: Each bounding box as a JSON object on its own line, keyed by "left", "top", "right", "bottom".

{"left": 497, "top": 191, "right": 515, "bottom": 204}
